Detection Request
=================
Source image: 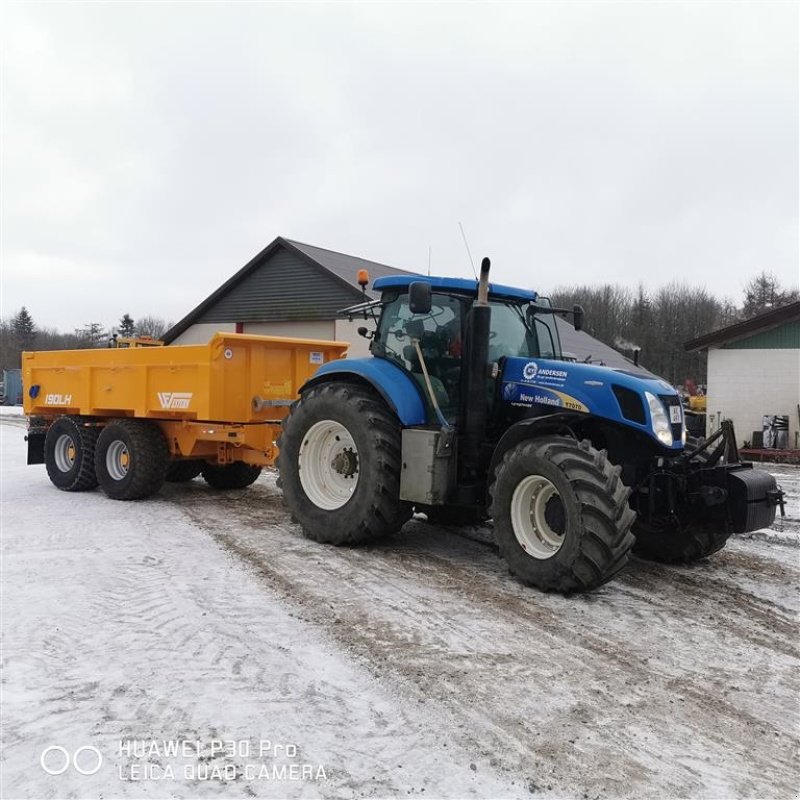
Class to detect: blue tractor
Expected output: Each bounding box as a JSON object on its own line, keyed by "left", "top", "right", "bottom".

{"left": 277, "top": 259, "right": 783, "bottom": 592}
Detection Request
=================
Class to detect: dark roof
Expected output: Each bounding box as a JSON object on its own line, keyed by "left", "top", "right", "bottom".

{"left": 287, "top": 239, "right": 417, "bottom": 289}
{"left": 163, "top": 236, "right": 415, "bottom": 343}
{"left": 684, "top": 301, "right": 800, "bottom": 352}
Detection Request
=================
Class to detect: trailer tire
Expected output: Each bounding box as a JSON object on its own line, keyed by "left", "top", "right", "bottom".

{"left": 632, "top": 520, "right": 731, "bottom": 563}
{"left": 490, "top": 436, "right": 635, "bottom": 593}
{"left": 201, "top": 462, "right": 262, "bottom": 489}
{"left": 166, "top": 461, "right": 203, "bottom": 482}
{"left": 276, "top": 383, "right": 411, "bottom": 544}
{"left": 95, "top": 420, "right": 169, "bottom": 500}
{"left": 44, "top": 416, "right": 99, "bottom": 491}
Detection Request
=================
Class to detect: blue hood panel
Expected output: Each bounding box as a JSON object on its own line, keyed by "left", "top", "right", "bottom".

{"left": 501, "top": 357, "right": 684, "bottom": 450}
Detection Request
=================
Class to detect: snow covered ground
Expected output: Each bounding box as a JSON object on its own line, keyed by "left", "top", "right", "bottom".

{"left": 1, "top": 410, "right": 798, "bottom": 799}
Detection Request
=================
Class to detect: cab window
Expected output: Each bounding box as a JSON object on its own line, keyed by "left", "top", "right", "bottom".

{"left": 374, "top": 292, "right": 464, "bottom": 421}
{"left": 488, "top": 301, "right": 539, "bottom": 360}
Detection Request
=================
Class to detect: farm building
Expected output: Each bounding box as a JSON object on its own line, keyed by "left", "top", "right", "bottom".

{"left": 685, "top": 301, "right": 800, "bottom": 449}
{"left": 163, "top": 236, "right": 654, "bottom": 374}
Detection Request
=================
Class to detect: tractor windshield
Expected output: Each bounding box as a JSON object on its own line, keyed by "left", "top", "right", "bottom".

{"left": 488, "top": 302, "right": 538, "bottom": 360}
{"left": 488, "top": 301, "right": 559, "bottom": 360}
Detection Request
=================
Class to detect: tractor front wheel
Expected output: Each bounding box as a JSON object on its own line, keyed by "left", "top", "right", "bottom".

{"left": 277, "top": 383, "right": 411, "bottom": 544}
{"left": 491, "top": 436, "right": 635, "bottom": 593}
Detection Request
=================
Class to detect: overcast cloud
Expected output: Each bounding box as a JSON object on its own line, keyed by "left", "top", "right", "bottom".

{"left": 1, "top": 1, "right": 797, "bottom": 331}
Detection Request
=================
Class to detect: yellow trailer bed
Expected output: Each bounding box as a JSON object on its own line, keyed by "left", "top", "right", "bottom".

{"left": 23, "top": 333, "right": 348, "bottom": 499}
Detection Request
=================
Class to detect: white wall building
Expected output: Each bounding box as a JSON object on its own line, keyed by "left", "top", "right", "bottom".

{"left": 686, "top": 302, "right": 800, "bottom": 449}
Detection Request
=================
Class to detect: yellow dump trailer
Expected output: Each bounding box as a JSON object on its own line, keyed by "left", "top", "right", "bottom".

{"left": 23, "top": 333, "right": 348, "bottom": 500}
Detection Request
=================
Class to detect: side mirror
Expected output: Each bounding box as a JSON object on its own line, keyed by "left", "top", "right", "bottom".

{"left": 572, "top": 304, "right": 585, "bottom": 332}
{"left": 409, "top": 281, "right": 432, "bottom": 315}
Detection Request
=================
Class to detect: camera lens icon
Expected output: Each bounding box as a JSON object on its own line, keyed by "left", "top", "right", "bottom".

{"left": 40, "top": 745, "right": 103, "bottom": 776}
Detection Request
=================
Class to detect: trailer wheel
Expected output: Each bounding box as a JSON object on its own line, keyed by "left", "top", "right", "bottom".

{"left": 490, "top": 436, "right": 635, "bottom": 593}
{"left": 201, "top": 462, "right": 262, "bottom": 489}
{"left": 166, "top": 461, "right": 203, "bottom": 482}
{"left": 632, "top": 520, "right": 731, "bottom": 563}
{"left": 276, "top": 383, "right": 411, "bottom": 544}
{"left": 95, "top": 420, "right": 169, "bottom": 500}
{"left": 44, "top": 416, "right": 99, "bottom": 491}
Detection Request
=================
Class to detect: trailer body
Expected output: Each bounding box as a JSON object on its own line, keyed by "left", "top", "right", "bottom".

{"left": 24, "top": 333, "right": 347, "bottom": 471}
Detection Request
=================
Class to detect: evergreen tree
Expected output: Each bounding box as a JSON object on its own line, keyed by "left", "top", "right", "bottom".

{"left": 11, "top": 307, "right": 36, "bottom": 350}
{"left": 118, "top": 313, "right": 135, "bottom": 336}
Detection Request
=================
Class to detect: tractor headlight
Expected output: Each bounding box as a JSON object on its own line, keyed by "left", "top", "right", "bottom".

{"left": 645, "top": 392, "right": 673, "bottom": 446}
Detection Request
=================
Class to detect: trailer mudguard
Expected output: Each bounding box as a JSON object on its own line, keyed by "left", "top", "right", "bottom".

{"left": 302, "top": 358, "right": 428, "bottom": 426}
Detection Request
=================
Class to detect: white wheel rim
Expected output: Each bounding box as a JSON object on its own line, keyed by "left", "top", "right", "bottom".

{"left": 510, "top": 475, "right": 566, "bottom": 560}
{"left": 298, "top": 420, "right": 359, "bottom": 510}
{"left": 106, "top": 440, "right": 130, "bottom": 481}
{"left": 53, "top": 434, "right": 76, "bottom": 473}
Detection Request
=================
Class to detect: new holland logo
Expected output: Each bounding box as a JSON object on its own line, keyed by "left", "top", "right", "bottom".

{"left": 157, "top": 392, "right": 193, "bottom": 410}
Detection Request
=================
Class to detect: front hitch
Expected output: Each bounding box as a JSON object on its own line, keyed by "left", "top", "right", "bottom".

{"left": 682, "top": 419, "right": 739, "bottom": 466}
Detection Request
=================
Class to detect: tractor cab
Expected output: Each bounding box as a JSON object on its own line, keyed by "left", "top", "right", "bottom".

{"left": 363, "top": 275, "right": 568, "bottom": 425}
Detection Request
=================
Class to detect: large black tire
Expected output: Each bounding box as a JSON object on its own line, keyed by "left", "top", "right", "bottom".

{"left": 95, "top": 420, "right": 169, "bottom": 500}
{"left": 201, "top": 462, "right": 262, "bottom": 489}
{"left": 44, "top": 416, "right": 99, "bottom": 491}
{"left": 276, "top": 383, "right": 411, "bottom": 544}
{"left": 490, "top": 436, "right": 636, "bottom": 593}
{"left": 166, "top": 461, "right": 204, "bottom": 482}
{"left": 632, "top": 519, "right": 731, "bottom": 563}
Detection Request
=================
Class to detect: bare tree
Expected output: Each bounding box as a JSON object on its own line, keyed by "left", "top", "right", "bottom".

{"left": 135, "top": 316, "right": 173, "bottom": 339}
{"left": 742, "top": 271, "right": 799, "bottom": 318}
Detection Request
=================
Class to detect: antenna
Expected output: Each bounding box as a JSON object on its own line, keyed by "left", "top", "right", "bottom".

{"left": 458, "top": 222, "right": 478, "bottom": 280}
{"left": 428, "top": 245, "right": 432, "bottom": 277}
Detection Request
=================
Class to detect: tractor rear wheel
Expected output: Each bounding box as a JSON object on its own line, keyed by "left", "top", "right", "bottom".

{"left": 632, "top": 519, "right": 731, "bottom": 563}
{"left": 490, "top": 436, "right": 635, "bottom": 593}
{"left": 201, "top": 462, "right": 262, "bottom": 489}
{"left": 165, "top": 461, "right": 204, "bottom": 482}
{"left": 277, "top": 383, "right": 411, "bottom": 544}
{"left": 44, "top": 416, "right": 99, "bottom": 492}
{"left": 95, "top": 419, "right": 169, "bottom": 500}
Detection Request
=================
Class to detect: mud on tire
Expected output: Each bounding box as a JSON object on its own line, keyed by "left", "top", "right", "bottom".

{"left": 201, "top": 462, "right": 262, "bottom": 489}
{"left": 490, "top": 435, "right": 635, "bottom": 593}
{"left": 95, "top": 419, "right": 169, "bottom": 500}
{"left": 44, "top": 416, "right": 99, "bottom": 492}
{"left": 276, "top": 383, "right": 411, "bottom": 544}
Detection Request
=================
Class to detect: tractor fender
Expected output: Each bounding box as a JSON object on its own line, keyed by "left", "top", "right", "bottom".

{"left": 301, "top": 358, "right": 428, "bottom": 426}
{"left": 488, "top": 412, "right": 587, "bottom": 481}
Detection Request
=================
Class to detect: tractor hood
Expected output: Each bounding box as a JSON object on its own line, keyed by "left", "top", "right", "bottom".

{"left": 500, "top": 357, "right": 685, "bottom": 450}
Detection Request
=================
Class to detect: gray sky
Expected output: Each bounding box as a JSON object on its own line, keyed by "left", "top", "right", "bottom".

{"left": 2, "top": 1, "right": 798, "bottom": 332}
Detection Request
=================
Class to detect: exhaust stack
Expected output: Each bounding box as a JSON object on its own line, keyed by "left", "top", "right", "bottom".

{"left": 459, "top": 257, "right": 492, "bottom": 491}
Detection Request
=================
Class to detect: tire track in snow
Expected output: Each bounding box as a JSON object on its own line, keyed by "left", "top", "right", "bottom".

{"left": 168, "top": 473, "right": 800, "bottom": 799}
